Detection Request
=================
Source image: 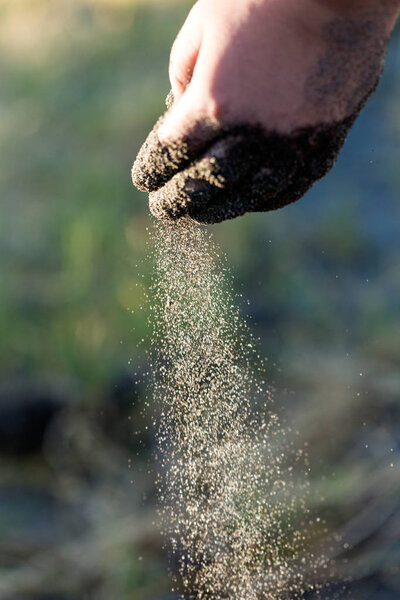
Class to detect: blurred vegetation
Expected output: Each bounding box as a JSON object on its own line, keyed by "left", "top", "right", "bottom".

{"left": 0, "top": 0, "right": 399, "bottom": 598}
{"left": 0, "top": 0, "right": 192, "bottom": 395}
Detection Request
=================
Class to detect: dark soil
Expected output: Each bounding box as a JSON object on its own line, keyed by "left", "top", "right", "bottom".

{"left": 132, "top": 100, "right": 366, "bottom": 225}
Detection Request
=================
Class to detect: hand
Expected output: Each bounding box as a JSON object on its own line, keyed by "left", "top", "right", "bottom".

{"left": 132, "top": 0, "right": 398, "bottom": 224}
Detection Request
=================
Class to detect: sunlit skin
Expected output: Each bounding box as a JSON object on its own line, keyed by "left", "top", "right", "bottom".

{"left": 132, "top": 0, "right": 400, "bottom": 223}
{"left": 159, "top": 0, "right": 400, "bottom": 142}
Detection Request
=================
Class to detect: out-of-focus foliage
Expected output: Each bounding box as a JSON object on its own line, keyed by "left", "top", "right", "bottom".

{"left": 0, "top": 1, "right": 191, "bottom": 598}
{"left": 0, "top": 0, "right": 399, "bottom": 598}
{"left": 0, "top": 0, "right": 191, "bottom": 394}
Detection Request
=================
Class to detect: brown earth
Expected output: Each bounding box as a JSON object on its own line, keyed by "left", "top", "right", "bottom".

{"left": 132, "top": 96, "right": 367, "bottom": 225}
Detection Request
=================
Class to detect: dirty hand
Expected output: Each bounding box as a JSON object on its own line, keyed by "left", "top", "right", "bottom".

{"left": 132, "top": 0, "right": 399, "bottom": 224}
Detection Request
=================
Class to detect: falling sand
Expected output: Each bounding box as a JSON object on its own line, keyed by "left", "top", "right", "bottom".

{"left": 149, "top": 219, "right": 329, "bottom": 600}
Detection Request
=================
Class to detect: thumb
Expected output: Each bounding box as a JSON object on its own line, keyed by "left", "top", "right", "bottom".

{"left": 168, "top": 3, "right": 203, "bottom": 104}
{"left": 132, "top": 4, "right": 220, "bottom": 193}
{"left": 158, "top": 3, "right": 219, "bottom": 145}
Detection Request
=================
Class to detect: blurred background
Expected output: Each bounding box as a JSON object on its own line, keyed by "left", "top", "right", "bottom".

{"left": 0, "top": 1, "right": 399, "bottom": 598}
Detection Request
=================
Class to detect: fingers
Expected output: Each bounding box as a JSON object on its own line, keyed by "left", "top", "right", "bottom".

{"left": 147, "top": 117, "right": 355, "bottom": 225}
{"left": 148, "top": 126, "right": 295, "bottom": 224}
{"left": 131, "top": 112, "right": 192, "bottom": 193}
{"left": 148, "top": 160, "right": 286, "bottom": 225}
{"left": 131, "top": 103, "right": 221, "bottom": 194}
